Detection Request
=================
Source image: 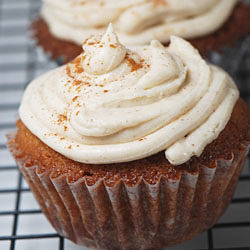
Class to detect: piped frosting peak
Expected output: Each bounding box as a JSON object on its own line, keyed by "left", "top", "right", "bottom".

{"left": 82, "top": 24, "right": 126, "bottom": 75}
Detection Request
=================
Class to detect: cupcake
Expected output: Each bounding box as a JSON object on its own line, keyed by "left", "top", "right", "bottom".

{"left": 8, "top": 25, "right": 250, "bottom": 249}
{"left": 32, "top": 0, "right": 250, "bottom": 63}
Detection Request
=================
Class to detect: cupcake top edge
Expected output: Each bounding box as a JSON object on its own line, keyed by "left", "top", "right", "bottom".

{"left": 41, "top": 0, "right": 238, "bottom": 46}
{"left": 19, "top": 25, "right": 239, "bottom": 165}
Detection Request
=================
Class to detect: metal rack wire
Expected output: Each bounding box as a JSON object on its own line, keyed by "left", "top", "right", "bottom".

{"left": 0, "top": 0, "right": 250, "bottom": 249}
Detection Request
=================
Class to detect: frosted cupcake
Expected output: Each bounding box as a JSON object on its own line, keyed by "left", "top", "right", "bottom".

{"left": 32, "top": 0, "right": 250, "bottom": 63}
{"left": 8, "top": 25, "right": 250, "bottom": 249}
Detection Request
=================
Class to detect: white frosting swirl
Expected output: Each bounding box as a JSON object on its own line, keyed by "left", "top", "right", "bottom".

{"left": 19, "top": 27, "right": 239, "bottom": 165}
{"left": 41, "top": 0, "right": 237, "bottom": 46}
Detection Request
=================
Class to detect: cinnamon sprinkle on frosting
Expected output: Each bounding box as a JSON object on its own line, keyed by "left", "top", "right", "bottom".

{"left": 125, "top": 53, "right": 144, "bottom": 72}
{"left": 72, "top": 96, "right": 78, "bottom": 102}
{"left": 147, "top": 0, "right": 168, "bottom": 7}
{"left": 57, "top": 114, "right": 67, "bottom": 124}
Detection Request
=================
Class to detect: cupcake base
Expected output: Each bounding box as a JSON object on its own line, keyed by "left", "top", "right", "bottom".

{"left": 7, "top": 98, "right": 250, "bottom": 249}
{"left": 31, "top": 2, "right": 250, "bottom": 64}
{"left": 11, "top": 146, "right": 248, "bottom": 250}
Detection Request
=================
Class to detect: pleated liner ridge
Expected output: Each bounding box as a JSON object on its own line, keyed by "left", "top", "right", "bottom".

{"left": 7, "top": 134, "right": 250, "bottom": 250}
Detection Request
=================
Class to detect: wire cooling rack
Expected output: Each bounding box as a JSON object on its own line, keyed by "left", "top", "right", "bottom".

{"left": 0, "top": 0, "right": 250, "bottom": 250}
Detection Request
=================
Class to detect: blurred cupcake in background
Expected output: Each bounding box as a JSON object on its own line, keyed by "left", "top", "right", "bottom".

{"left": 32, "top": 0, "right": 250, "bottom": 63}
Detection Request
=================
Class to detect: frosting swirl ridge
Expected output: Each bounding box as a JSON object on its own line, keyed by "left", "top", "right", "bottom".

{"left": 19, "top": 28, "right": 239, "bottom": 165}
{"left": 41, "top": 0, "right": 237, "bottom": 46}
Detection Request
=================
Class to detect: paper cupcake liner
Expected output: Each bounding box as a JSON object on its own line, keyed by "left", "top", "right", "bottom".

{"left": 8, "top": 135, "right": 250, "bottom": 250}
